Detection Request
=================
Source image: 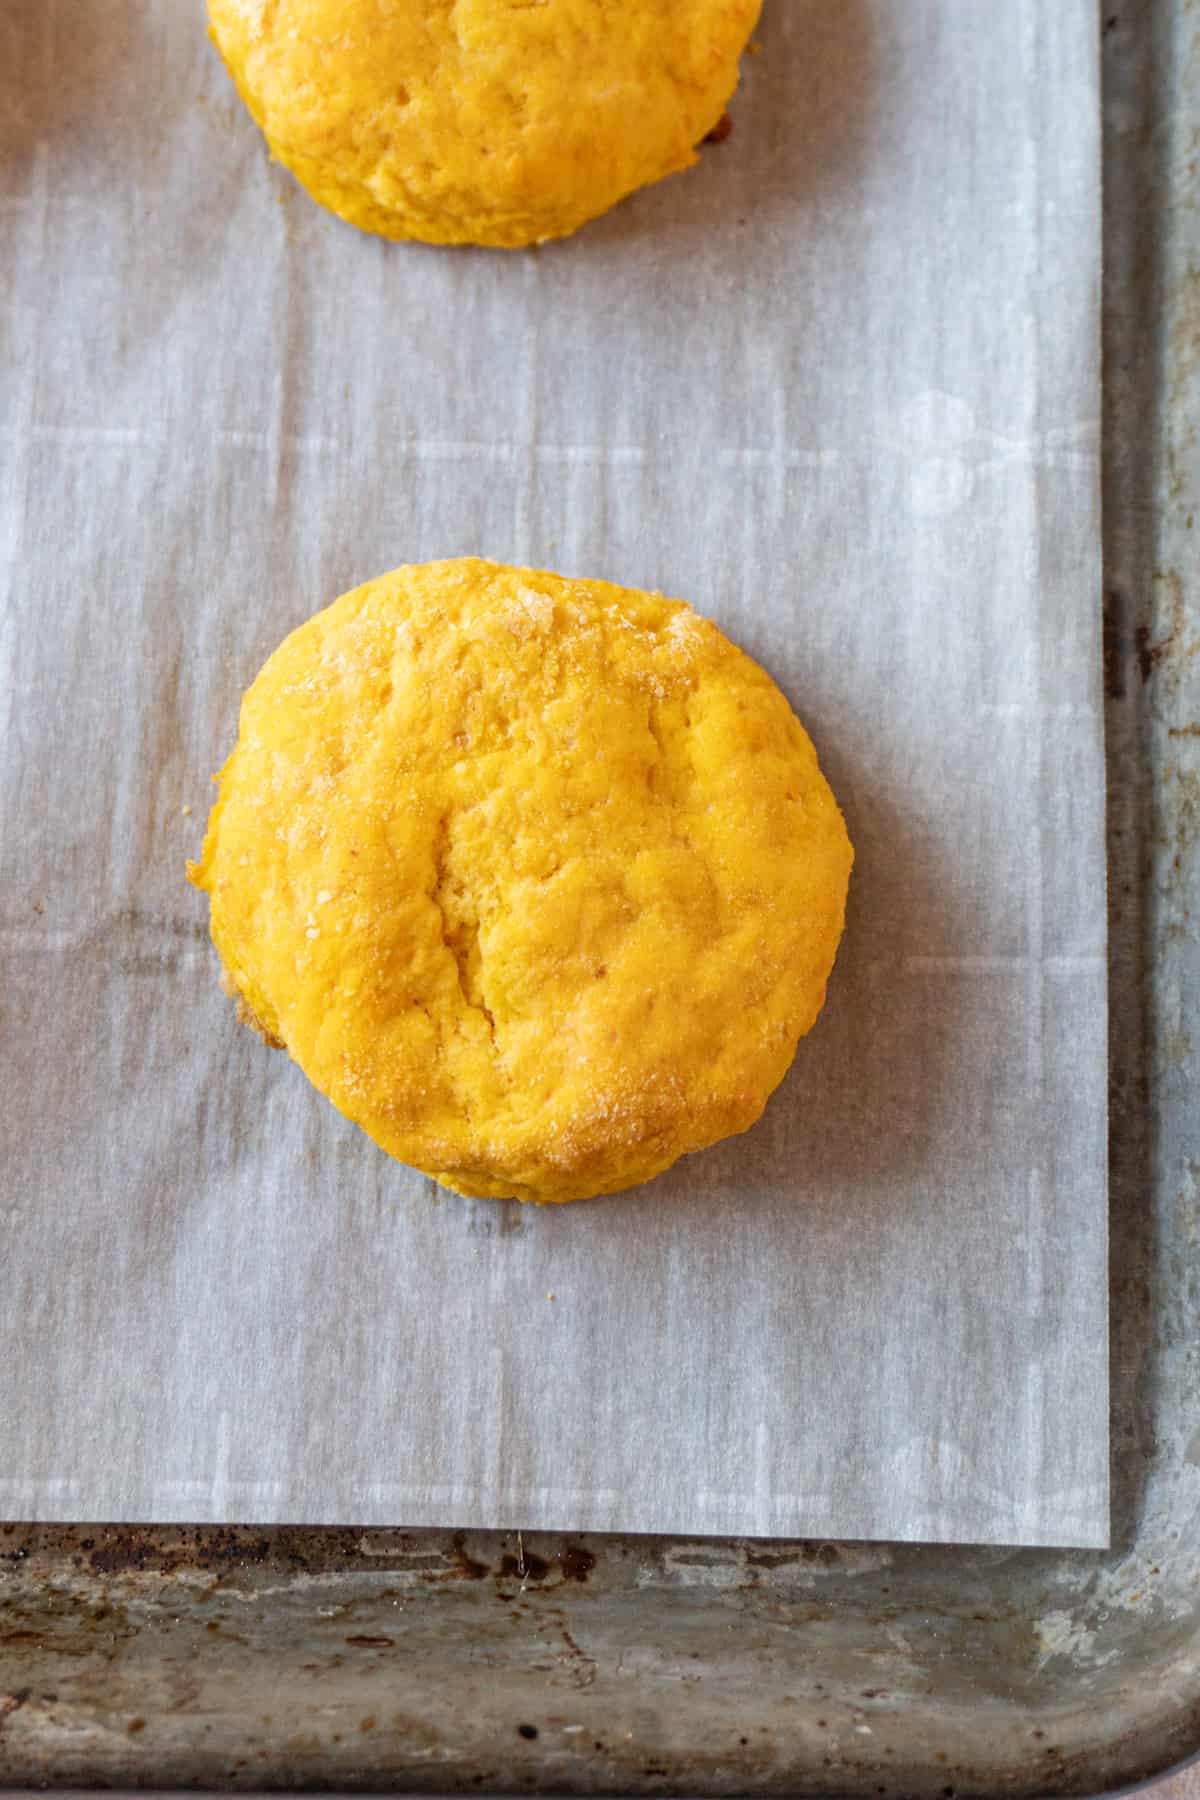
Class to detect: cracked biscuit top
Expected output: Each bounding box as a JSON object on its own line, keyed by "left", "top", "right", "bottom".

{"left": 189, "top": 559, "right": 853, "bottom": 1203}
{"left": 207, "top": 0, "right": 762, "bottom": 247}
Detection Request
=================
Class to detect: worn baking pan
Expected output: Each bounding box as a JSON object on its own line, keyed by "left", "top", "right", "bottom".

{"left": 1, "top": 0, "right": 1197, "bottom": 1793}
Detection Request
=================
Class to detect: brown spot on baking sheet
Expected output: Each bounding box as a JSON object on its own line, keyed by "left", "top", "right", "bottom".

{"left": 557, "top": 1624, "right": 596, "bottom": 1687}
{"left": 1136, "top": 623, "right": 1171, "bottom": 683}
{"left": 499, "top": 1549, "right": 550, "bottom": 1582}
{"left": 87, "top": 1527, "right": 274, "bottom": 1575}
{"left": 450, "top": 1533, "right": 488, "bottom": 1579}
{"left": 0, "top": 1690, "right": 31, "bottom": 1737}
{"left": 559, "top": 1543, "right": 596, "bottom": 1582}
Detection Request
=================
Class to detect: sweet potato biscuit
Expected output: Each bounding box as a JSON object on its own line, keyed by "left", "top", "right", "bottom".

{"left": 208, "top": 0, "right": 762, "bottom": 246}
{"left": 189, "top": 560, "right": 853, "bottom": 1201}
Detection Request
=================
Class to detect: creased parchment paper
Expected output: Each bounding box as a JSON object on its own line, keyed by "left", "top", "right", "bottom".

{"left": 0, "top": 0, "right": 1107, "bottom": 1545}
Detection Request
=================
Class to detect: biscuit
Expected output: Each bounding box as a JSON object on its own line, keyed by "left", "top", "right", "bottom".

{"left": 189, "top": 560, "right": 853, "bottom": 1202}
{"left": 208, "top": 0, "right": 761, "bottom": 247}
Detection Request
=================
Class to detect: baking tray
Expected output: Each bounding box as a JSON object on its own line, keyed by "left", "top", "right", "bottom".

{"left": 1, "top": 0, "right": 1197, "bottom": 1793}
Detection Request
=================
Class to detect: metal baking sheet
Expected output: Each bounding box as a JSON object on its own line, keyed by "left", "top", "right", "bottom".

{"left": 0, "top": 0, "right": 1197, "bottom": 1795}
{"left": 0, "top": 0, "right": 1108, "bottom": 1547}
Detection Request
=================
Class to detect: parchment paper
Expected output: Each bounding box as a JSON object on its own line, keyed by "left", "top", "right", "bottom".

{"left": 0, "top": 0, "right": 1107, "bottom": 1546}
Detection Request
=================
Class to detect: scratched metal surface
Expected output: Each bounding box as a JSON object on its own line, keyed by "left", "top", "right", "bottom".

{"left": 1, "top": 1, "right": 1198, "bottom": 1794}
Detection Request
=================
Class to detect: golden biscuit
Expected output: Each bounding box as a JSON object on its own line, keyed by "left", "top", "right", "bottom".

{"left": 189, "top": 560, "right": 853, "bottom": 1202}
{"left": 208, "top": 0, "right": 761, "bottom": 247}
